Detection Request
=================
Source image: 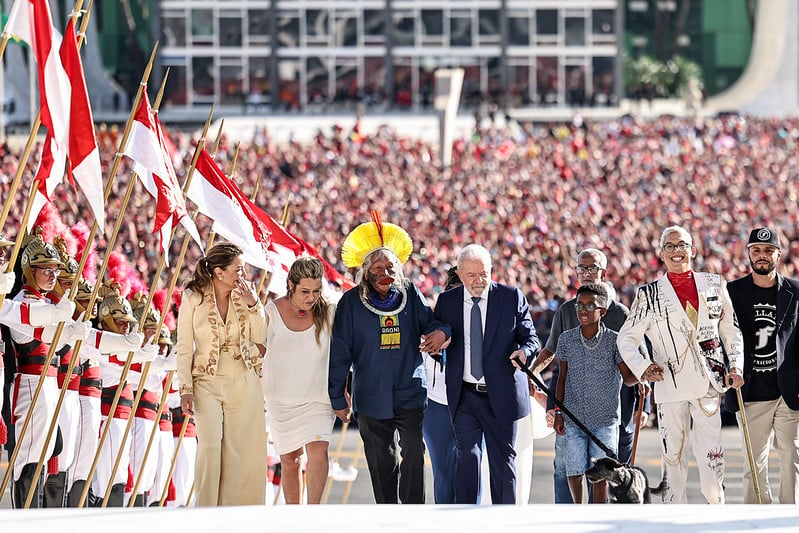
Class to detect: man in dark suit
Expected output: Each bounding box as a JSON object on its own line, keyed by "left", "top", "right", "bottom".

{"left": 434, "top": 244, "right": 539, "bottom": 504}
{"left": 725, "top": 227, "right": 799, "bottom": 504}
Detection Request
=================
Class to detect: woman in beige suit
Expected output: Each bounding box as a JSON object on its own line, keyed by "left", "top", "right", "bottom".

{"left": 177, "top": 243, "right": 267, "bottom": 506}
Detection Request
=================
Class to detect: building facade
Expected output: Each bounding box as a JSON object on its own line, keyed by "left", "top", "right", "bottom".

{"left": 155, "top": 1, "right": 623, "bottom": 113}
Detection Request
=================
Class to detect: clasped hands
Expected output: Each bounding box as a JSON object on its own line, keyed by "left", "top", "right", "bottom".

{"left": 420, "top": 329, "right": 448, "bottom": 354}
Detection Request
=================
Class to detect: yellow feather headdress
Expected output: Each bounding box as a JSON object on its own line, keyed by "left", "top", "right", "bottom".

{"left": 341, "top": 211, "right": 413, "bottom": 268}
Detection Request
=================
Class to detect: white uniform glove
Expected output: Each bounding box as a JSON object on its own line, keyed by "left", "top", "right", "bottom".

{"left": 27, "top": 299, "right": 76, "bottom": 327}
{"left": 95, "top": 330, "right": 144, "bottom": 353}
{"left": 121, "top": 332, "right": 145, "bottom": 351}
{"left": 51, "top": 298, "right": 76, "bottom": 323}
{"left": 62, "top": 320, "right": 93, "bottom": 344}
{"left": 157, "top": 353, "right": 178, "bottom": 372}
{"left": 131, "top": 344, "right": 158, "bottom": 363}
{"left": 0, "top": 271, "right": 15, "bottom": 294}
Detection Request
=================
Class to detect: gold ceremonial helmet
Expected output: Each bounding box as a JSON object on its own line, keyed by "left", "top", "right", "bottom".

{"left": 97, "top": 280, "right": 137, "bottom": 332}
{"left": 53, "top": 235, "right": 80, "bottom": 297}
{"left": 129, "top": 291, "right": 161, "bottom": 331}
{"left": 341, "top": 210, "right": 413, "bottom": 269}
{"left": 20, "top": 227, "right": 63, "bottom": 290}
{"left": 157, "top": 325, "right": 173, "bottom": 347}
{"left": 74, "top": 278, "right": 100, "bottom": 319}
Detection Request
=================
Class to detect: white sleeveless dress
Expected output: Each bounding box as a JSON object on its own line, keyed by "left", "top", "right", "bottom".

{"left": 262, "top": 301, "right": 336, "bottom": 455}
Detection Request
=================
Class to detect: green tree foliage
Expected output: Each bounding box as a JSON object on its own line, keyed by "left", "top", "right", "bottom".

{"left": 625, "top": 54, "right": 703, "bottom": 100}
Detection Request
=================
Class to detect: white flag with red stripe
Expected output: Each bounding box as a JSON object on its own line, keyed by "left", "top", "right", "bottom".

{"left": 3, "top": 1, "right": 76, "bottom": 230}
{"left": 26, "top": 18, "right": 104, "bottom": 232}
{"left": 60, "top": 17, "right": 103, "bottom": 230}
{"left": 121, "top": 90, "right": 202, "bottom": 261}
{"left": 188, "top": 148, "right": 272, "bottom": 270}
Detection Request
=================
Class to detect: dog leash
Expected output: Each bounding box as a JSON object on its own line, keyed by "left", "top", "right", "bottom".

{"left": 514, "top": 356, "right": 618, "bottom": 461}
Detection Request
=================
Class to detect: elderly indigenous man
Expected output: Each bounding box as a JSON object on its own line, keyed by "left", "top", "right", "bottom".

{"left": 724, "top": 227, "right": 799, "bottom": 504}
{"left": 434, "top": 244, "right": 540, "bottom": 504}
{"left": 617, "top": 225, "right": 745, "bottom": 504}
{"left": 3, "top": 229, "right": 92, "bottom": 508}
{"left": 329, "top": 212, "right": 450, "bottom": 504}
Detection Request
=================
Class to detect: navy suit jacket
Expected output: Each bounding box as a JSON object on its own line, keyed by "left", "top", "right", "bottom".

{"left": 434, "top": 282, "right": 540, "bottom": 423}
{"left": 724, "top": 273, "right": 799, "bottom": 412}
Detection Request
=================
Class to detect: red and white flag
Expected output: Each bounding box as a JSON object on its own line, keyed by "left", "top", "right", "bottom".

{"left": 3, "top": 1, "right": 78, "bottom": 230}
{"left": 27, "top": 18, "right": 104, "bottom": 232}
{"left": 60, "top": 18, "right": 103, "bottom": 229}
{"left": 289, "top": 233, "right": 355, "bottom": 291}
{"left": 189, "top": 148, "right": 272, "bottom": 269}
{"left": 121, "top": 90, "right": 202, "bottom": 261}
{"left": 247, "top": 209, "right": 353, "bottom": 295}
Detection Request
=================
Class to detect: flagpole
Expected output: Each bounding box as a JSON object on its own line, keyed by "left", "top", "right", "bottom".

{"left": 0, "top": 113, "right": 42, "bottom": 246}
{"left": 257, "top": 194, "right": 293, "bottom": 303}
{"left": 15, "top": 0, "right": 101, "bottom": 508}
{"left": 126, "top": 108, "right": 216, "bottom": 506}
{"left": 97, "top": 71, "right": 185, "bottom": 506}
{"left": 212, "top": 119, "right": 225, "bottom": 155}
{"left": 321, "top": 420, "right": 350, "bottom": 503}
{"left": 203, "top": 140, "right": 241, "bottom": 252}
{"left": 0, "top": 0, "right": 98, "bottom": 503}
{"left": 71, "top": 41, "right": 163, "bottom": 508}
{"left": 0, "top": 178, "right": 46, "bottom": 500}
{"left": 158, "top": 414, "right": 190, "bottom": 507}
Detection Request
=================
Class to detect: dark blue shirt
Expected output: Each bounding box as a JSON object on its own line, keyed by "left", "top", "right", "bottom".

{"left": 329, "top": 281, "right": 451, "bottom": 420}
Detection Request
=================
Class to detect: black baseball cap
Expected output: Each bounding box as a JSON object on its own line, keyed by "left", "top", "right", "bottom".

{"left": 747, "top": 227, "right": 781, "bottom": 248}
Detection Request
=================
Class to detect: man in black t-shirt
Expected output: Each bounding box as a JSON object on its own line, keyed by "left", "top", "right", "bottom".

{"left": 726, "top": 227, "right": 799, "bottom": 504}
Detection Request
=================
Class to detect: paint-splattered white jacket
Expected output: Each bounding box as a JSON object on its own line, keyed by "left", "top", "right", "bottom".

{"left": 617, "top": 271, "right": 744, "bottom": 403}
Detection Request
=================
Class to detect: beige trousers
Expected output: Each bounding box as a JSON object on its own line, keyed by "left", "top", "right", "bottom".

{"left": 193, "top": 369, "right": 266, "bottom": 506}
{"left": 737, "top": 397, "right": 799, "bottom": 504}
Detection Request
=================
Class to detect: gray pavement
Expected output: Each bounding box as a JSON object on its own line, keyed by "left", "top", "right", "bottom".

{"left": 323, "top": 424, "right": 769, "bottom": 504}
{"left": 0, "top": 425, "right": 779, "bottom": 507}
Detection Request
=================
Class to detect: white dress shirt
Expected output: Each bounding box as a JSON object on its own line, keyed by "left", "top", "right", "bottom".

{"left": 462, "top": 286, "right": 489, "bottom": 384}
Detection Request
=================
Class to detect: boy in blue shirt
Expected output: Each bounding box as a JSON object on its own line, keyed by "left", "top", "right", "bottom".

{"left": 553, "top": 283, "right": 639, "bottom": 503}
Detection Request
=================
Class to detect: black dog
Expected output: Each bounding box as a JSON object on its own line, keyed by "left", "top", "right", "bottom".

{"left": 585, "top": 456, "right": 666, "bottom": 504}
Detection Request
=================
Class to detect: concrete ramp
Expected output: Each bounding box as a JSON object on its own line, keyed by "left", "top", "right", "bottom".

{"left": 705, "top": 0, "right": 798, "bottom": 117}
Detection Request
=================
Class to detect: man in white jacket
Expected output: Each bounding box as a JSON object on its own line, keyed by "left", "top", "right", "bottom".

{"left": 617, "top": 225, "right": 745, "bottom": 504}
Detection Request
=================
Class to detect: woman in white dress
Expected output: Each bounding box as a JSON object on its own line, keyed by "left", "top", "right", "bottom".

{"left": 263, "top": 257, "right": 336, "bottom": 504}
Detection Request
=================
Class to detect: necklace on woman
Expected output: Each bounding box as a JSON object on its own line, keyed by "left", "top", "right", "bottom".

{"left": 580, "top": 324, "right": 605, "bottom": 351}
{"left": 288, "top": 297, "right": 307, "bottom": 317}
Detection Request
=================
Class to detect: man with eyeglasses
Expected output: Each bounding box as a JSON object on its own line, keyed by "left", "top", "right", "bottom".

{"left": 530, "top": 248, "right": 650, "bottom": 503}
{"left": 1, "top": 233, "right": 77, "bottom": 477}
{"left": 3, "top": 229, "right": 92, "bottom": 507}
{"left": 617, "top": 225, "right": 744, "bottom": 504}
{"left": 723, "top": 227, "right": 799, "bottom": 504}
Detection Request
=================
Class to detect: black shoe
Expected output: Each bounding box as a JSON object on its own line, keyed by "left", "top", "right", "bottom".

{"left": 67, "top": 479, "right": 86, "bottom": 508}
{"left": 44, "top": 471, "right": 67, "bottom": 507}
{"left": 12, "top": 463, "right": 43, "bottom": 508}
{"left": 105, "top": 483, "right": 125, "bottom": 507}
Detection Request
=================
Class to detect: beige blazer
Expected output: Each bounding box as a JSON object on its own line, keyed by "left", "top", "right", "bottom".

{"left": 617, "top": 271, "right": 744, "bottom": 404}
{"left": 176, "top": 286, "right": 267, "bottom": 395}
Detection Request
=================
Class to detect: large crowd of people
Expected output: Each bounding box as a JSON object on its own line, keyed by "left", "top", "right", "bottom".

{"left": 3, "top": 114, "right": 799, "bottom": 314}
{"left": 2, "top": 111, "right": 799, "bottom": 507}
